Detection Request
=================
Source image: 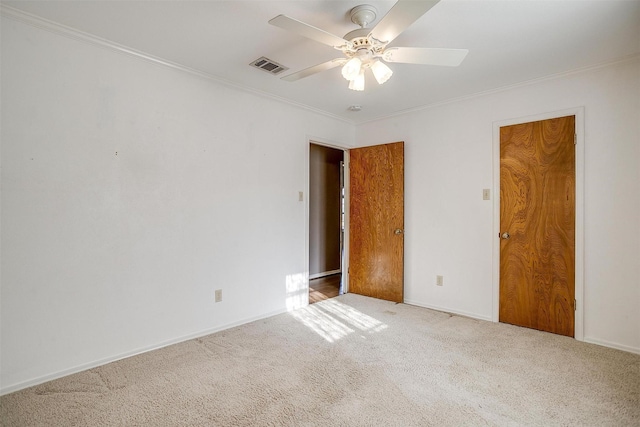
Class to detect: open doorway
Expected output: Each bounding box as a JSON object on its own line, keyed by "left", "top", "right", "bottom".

{"left": 309, "top": 143, "right": 345, "bottom": 304}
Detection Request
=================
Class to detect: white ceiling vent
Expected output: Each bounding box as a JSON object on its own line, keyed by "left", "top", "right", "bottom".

{"left": 250, "top": 57, "right": 289, "bottom": 75}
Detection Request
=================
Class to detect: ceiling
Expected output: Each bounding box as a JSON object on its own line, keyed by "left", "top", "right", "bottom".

{"left": 3, "top": 0, "right": 639, "bottom": 123}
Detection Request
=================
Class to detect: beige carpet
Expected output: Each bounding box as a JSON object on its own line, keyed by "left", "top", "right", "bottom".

{"left": 1, "top": 294, "right": 639, "bottom": 426}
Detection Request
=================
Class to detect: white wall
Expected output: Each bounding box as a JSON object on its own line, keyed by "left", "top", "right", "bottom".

{"left": 0, "top": 16, "right": 354, "bottom": 393}
{"left": 356, "top": 58, "right": 640, "bottom": 354}
{"left": 2, "top": 11, "right": 638, "bottom": 396}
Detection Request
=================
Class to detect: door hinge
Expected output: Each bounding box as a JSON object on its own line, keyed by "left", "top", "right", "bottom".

{"left": 574, "top": 299, "right": 577, "bottom": 311}
{"left": 574, "top": 134, "right": 577, "bottom": 145}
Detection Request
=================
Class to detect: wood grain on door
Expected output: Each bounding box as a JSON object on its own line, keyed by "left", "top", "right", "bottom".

{"left": 500, "top": 116, "right": 575, "bottom": 337}
{"left": 349, "top": 142, "right": 404, "bottom": 303}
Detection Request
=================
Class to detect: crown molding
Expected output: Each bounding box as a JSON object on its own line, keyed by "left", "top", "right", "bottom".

{"left": 4, "top": 4, "right": 638, "bottom": 128}
{"left": 0, "top": 4, "right": 354, "bottom": 126}
{"left": 355, "top": 53, "right": 640, "bottom": 125}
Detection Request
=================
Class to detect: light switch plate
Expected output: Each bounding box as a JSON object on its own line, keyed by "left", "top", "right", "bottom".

{"left": 483, "top": 189, "right": 491, "bottom": 200}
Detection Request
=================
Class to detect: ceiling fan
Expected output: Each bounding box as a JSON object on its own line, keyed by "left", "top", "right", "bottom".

{"left": 269, "top": 0, "right": 468, "bottom": 91}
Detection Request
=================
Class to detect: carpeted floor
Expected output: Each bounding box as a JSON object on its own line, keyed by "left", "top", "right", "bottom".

{"left": 1, "top": 294, "right": 639, "bottom": 426}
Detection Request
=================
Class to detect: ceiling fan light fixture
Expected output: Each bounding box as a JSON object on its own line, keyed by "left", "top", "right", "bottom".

{"left": 341, "top": 57, "right": 362, "bottom": 81}
{"left": 371, "top": 60, "right": 393, "bottom": 85}
{"left": 348, "top": 70, "right": 365, "bottom": 91}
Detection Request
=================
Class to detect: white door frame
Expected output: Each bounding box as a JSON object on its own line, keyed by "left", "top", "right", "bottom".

{"left": 306, "top": 137, "right": 350, "bottom": 303}
{"left": 492, "top": 107, "right": 585, "bottom": 341}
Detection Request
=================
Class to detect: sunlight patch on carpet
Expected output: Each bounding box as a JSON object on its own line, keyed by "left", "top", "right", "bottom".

{"left": 292, "top": 298, "right": 387, "bottom": 342}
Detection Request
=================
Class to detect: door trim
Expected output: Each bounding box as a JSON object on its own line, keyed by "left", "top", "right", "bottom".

{"left": 492, "top": 107, "right": 585, "bottom": 341}
{"left": 306, "top": 137, "right": 351, "bottom": 305}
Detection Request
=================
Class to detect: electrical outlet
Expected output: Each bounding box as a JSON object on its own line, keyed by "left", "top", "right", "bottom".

{"left": 215, "top": 289, "right": 222, "bottom": 303}
{"left": 436, "top": 275, "right": 443, "bottom": 286}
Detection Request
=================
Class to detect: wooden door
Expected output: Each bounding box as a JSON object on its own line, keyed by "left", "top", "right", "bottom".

{"left": 349, "top": 142, "right": 404, "bottom": 302}
{"left": 499, "top": 116, "right": 575, "bottom": 337}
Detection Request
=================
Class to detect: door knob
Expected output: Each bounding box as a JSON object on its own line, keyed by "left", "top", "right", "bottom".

{"left": 501, "top": 232, "right": 510, "bottom": 240}
{"left": 394, "top": 229, "right": 404, "bottom": 235}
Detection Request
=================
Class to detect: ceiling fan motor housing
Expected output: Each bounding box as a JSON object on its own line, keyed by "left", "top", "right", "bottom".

{"left": 344, "top": 6, "right": 386, "bottom": 57}
{"left": 342, "top": 30, "right": 385, "bottom": 60}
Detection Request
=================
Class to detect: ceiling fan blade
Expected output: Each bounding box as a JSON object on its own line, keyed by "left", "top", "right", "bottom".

{"left": 269, "top": 15, "right": 350, "bottom": 48}
{"left": 281, "top": 59, "right": 346, "bottom": 82}
{"left": 383, "top": 47, "right": 468, "bottom": 66}
{"left": 369, "top": 0, "right": 441, "bottom": 45}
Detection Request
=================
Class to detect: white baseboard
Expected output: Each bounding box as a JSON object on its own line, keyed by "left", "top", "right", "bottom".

{"left": 403, "top": 300, "right": 493, "bottom": 322}
{"left": 309, "top": 269, "right": 341, "bottom": 280}
{"left": 0, "top": 307, "right": 288, "bottom": 396}
{"left": 5, "top": 304, "right": 636, "bottom": 395}
{"left": 583, "top": 336, "right": 640, "bottom": 355}
{"left": 404, "top": 300, "right": 640, "bottom": 355}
